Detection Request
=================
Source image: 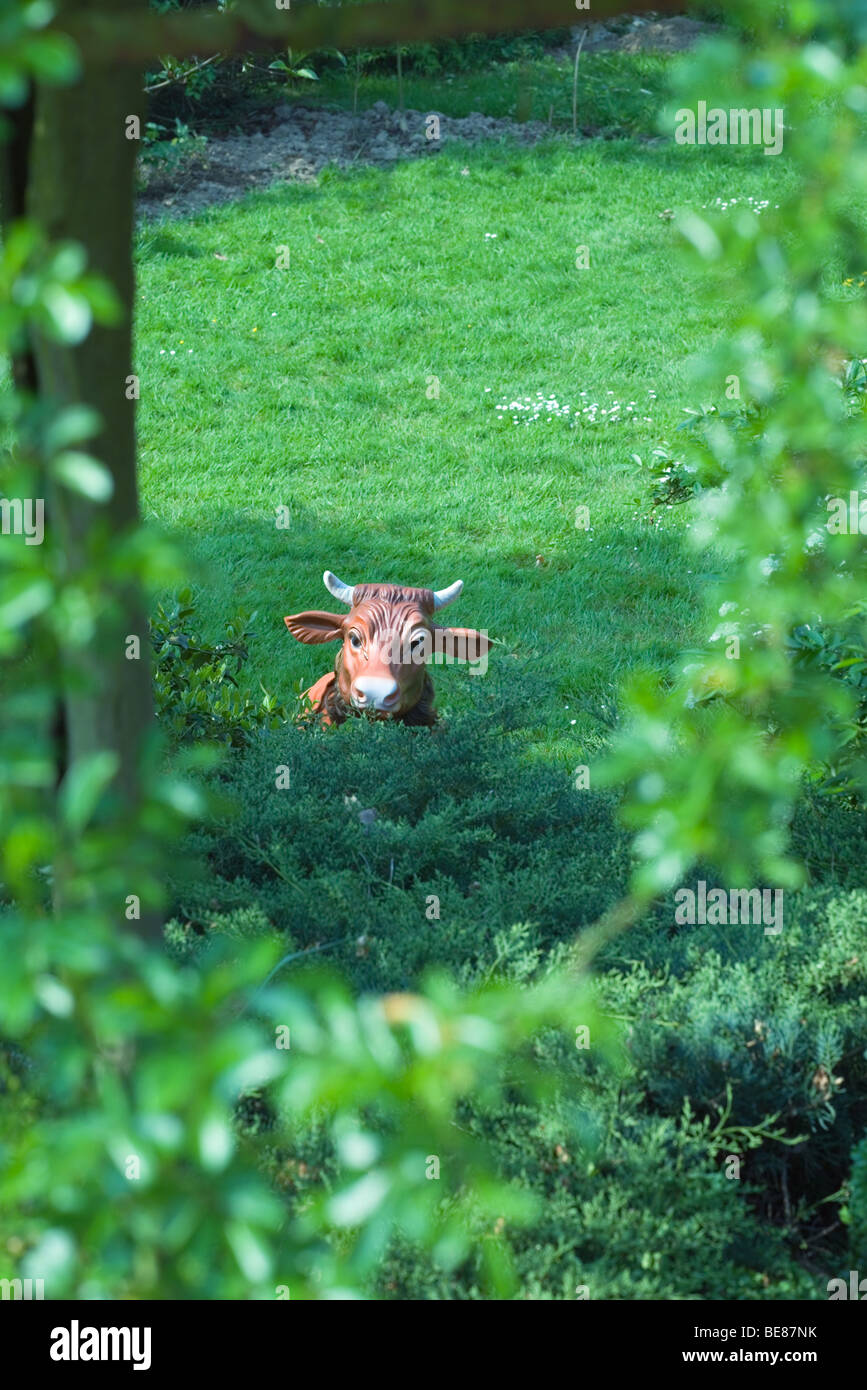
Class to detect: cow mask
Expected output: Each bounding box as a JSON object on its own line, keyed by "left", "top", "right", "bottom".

{"left": 285, "top": 571, "right": 492, "bottom": 725}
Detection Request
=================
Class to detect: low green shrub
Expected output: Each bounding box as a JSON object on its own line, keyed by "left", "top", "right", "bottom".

{"left": 170, "top": 674, "right": 627, "bottom": 989}
{"left": 849, "top": 1130, "right": 867, "bottom": 1266}
{"left": 151, "top": 589, "right": 288, "bottom": 748}
{"left": 163, "top": 682, "right": 867, "bottom": 1296}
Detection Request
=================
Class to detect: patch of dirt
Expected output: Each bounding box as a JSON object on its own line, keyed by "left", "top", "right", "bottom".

{"left": 137, "top": 14, "right": 724, "bottom": 220}
{"left": 567, "top": 12, "right": 724, "bottom": 54}
{"left": 138, "top": 102, "right": 558, "bottom": 218}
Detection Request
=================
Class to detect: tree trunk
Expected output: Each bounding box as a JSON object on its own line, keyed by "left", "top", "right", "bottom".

{"left": 26, "top": 0, "right": 159, "bottom": 936}
{"left": 0, "top": 94, "right": 37, "bottom": 396}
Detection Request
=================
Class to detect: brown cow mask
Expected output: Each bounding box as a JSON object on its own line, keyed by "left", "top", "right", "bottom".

{"left": 285, "top": 571, "right": 491, "bottom": 724}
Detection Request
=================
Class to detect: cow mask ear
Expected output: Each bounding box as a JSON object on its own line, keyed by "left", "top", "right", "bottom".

{"left": 433, "top": 627, "right": 492, "bottom": 661}
{"left": 284, "top": 610, "right": 346, "bottom": 644}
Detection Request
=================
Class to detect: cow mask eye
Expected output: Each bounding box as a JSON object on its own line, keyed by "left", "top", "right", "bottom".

{"left": 349, "top": 631, "right": 363, "bottom": 650}
{"left": 410, "top": 630, "right": 428, "bottom": 658}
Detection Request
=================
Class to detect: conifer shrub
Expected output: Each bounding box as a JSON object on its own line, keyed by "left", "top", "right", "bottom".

{"left": 164, "top": 681, "right": 865, "bottom": 1297}
{"left": 170, "top": 674, "right": 629, "bottom": 991}
{"left": 850, "top": 1131, "right": 867, "bottom": 1267}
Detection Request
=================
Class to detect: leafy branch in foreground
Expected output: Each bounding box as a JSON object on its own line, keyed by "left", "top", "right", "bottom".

{"left": 604, "top": 18, "right": 867, "bottom": 890}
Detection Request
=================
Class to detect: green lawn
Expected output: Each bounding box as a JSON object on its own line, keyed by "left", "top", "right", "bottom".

{"left": 137, "top": 123, "right": 794, "bottom": 762}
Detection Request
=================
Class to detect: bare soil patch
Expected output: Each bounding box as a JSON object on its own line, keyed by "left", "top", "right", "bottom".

{"left": 138, "top": 13, "right": 723, "bottom": 219}
{"left": 138, "top": 103, "right": 557, "bottom": 218}
{"left": 566, "top": 12, "right": 724, "bottom": 55}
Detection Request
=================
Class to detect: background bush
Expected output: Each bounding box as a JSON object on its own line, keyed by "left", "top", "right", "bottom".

{"left": 151, "top": 589, "right": 288, "bottom": 747}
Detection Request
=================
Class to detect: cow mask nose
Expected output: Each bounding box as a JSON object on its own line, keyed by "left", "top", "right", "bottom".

{"left": 351, "top": 676, "right": 400, "bottom": 711}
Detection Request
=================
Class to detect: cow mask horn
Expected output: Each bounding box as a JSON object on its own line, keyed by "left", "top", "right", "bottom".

{"left": 323, "top": 570, "right": 463, "bottom": 611}
{"left": 323, "top": 570, "right": 355, "bottom": 606}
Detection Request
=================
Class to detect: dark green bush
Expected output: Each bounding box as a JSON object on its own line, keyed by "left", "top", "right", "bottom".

{"left": 151, "top": 589, "right": 288, "bottom": 748}
{"left": 170, "top": 674, "right": 628, "bottom": 990}
{"left": 618, "top": 884, "right": 867, "bottom": 1224}
{"left": 788, "top": 607, "right": 867, "bottom": 796}
{"left": 163, "top": 681, "right": 867, "bottom": 1296}
{"left": 850, "top": 1130, "right": 867, "bottom": 1266}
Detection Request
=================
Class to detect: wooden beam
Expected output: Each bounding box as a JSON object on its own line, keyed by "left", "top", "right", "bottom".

{"left": 61, "top": 0, "right": 695, "bottom": 64}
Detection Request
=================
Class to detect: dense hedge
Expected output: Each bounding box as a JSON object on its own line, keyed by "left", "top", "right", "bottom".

{"left": 164, "top": 677, "right": 867, "bottom": 1297}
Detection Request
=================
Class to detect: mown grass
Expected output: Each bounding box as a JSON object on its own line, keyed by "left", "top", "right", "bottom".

{"left": 137, "top": 119, "right": 794, "bottom": 763}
